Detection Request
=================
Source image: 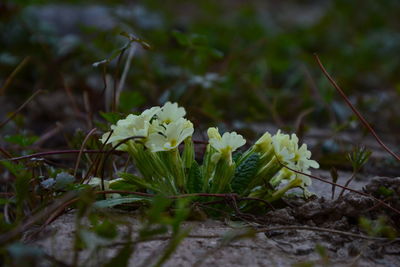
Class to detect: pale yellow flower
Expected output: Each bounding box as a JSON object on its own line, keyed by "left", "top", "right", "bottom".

{"left": 272, "top": 131, "right": 295, "bottom": 167}
{"left": 87, "top": 177, "right": 120, "bottom": 198}
{"left": 209, "top": 130, "right": 246, "bottom": 158}
{"left": 145, "top": 118, "right": 194, "bottom": 152}
{"left": 293, "top": 143, "right": 319, "bottom": 170}
{"left": 207, "top": 127, "right": 222, "bottom": 140}
{"left": 141, "top": 106, "right": 161, "bottom": 120}
{"left": 269, "top": 131, "right": 318, "bottom": 192}
{"left": 254, "top": 132, "right": 272, "bottom": 153}
{"left": 101, "top": 106, "right": 161, "bottom": 146}
{"left": 156, "top": 102, "right": 186, "bottom": 124}
{"left": 271, "top": 131, "right": 318, "bottom": 172}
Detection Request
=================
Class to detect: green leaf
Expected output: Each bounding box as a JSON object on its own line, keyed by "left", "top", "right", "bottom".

{"left": 171, "top": 198, "right": 191, "bottom": 232}
{"left": 146, "top": 195, "right": 173, "bottom": 224}
{"left": 153, "top": 228, "right": 190, "bottom": 267}
{"left": 93, "top": 220, "right": 118, "bottom": 239}
{"left": 4, "top": 134, "right": 38, "bottom": 147}
{"left": 377, "top": 186, "right": 394, "bottom": 197}
{"left": 15, "top": 172, "right": 30, "bottom": 208}
{"left": 54, "top": 172, "right": 75, "bottom": 190}
{"left": 94, "top": 196, "right": 149, "bottom": 209}
{"left": 109, "top": 180, "right": 137, "bottom": 192}
{"left": 190, "top": 34, "right": 208, "bottom": 46}
{"left": 0, "top": 198, "right": 11, "bottom": 205}
{"left": 172, "top": 30, "right": 190, "bottom": 46}
{"left": 119, "top": 91, "right": 145, "bottom": 112}
{"left": 7, "top": 243, "right": 44, "bottom": 261}
{"left": 99, "top": 111, "right": 124, "bottom": 124}
{"left": 219, "top": 228, "right": 256, "bottom": 247}
{"left": 119, "top": 172, "right": 159, "bottom": 192}
{"left": 232, "top": 152, "right": 243, "bottom": 163}
{"left": 231, "top": 153, "right": 260, "bottom": 194}
{"left": 186, "top": 161, "right": 203, "bottom": 193}
{"left": 347, "top": 146, "right": 372, "bottom": 172}
{"left": 104, "top": 243, "right": 133, "bottom": 267}
{"left": 0, "top": 161, "right": 26, "bottom": 177}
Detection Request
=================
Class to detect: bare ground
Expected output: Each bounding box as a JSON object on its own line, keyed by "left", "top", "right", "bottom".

{"left": 31, "top": 175, "right": 400, "bottom": 267}
{"left": 31, "top": 212, "right": 399, "bottom": 267}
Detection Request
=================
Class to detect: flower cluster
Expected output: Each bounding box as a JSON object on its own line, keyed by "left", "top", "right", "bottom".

{"left": 101, "top": 102, "right": 193, "bottom": 153}
{"left": 99, "top": 102, "right": 319, "bottom": 203}
{"left": 247, "top": 130, "right": 320, "bottom": 200}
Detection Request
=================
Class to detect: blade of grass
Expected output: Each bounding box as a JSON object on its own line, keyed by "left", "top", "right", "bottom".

{"left": 0, "top": 56, "right": 30, "bottom": 96}
{"left": 0, "top": 89, "right": 45, "bottom": 130}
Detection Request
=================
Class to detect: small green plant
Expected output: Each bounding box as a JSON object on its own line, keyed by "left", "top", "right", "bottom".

{"left": 359, "top": 216, "right": 397, "bottom": 239}
{"left": 100, "top": 102, "right": 319, "bottom": 206}
{"left": 338, "top": 146, "right": 372, "bottom": 198}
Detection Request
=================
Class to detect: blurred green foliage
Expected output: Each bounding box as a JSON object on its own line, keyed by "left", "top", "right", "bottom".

{"left": 1, "top": 0, "right": 400, "bottom": 133}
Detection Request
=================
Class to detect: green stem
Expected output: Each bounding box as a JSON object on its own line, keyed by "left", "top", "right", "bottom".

{"left": 266, "top": 177, "right": 302, "bottom": 202}
{"left": 210, "top": 159, "right": 235, "bottom": 194}
{"left": 249, "top": 156, "right": 282, "bottom": 188}
{"left": 170, "top": 149, "right": 185, "bottom": 192}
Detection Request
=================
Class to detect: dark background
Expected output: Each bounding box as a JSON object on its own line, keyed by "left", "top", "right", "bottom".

{"left": 1, "top": 0, "right": 400, "bottom": 171}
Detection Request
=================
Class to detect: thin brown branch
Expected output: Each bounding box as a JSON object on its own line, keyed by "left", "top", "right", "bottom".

{"left": 73, "top": 128, "right": 97, "bottom": 177}
{"left": 84, "top": 130, "right": 114, "bottom": 182}
{"left": 338, "top": 171, "right": 357, "bottom": 198}
{"left": 61, "top": 74, "right": 81, "bottom": 117}
{"left": 108, "top": 225, "right": 400, "bottom": 247}
{"left": 2, "top": 149, "right": 122, "bottom": 162}
{"left": 32, "top": 124, "right": 63, "bottom": 147}
{"left": 99, "top": 136, "right": 144, "bottom": 190}
{"left": 314, "top": 53, "right": 400, "bottom": 162}
{"left": 280, "top": 162, "right": 400, "bottom": 215}
{"left": 43, "top": 190, "right": 272, "bottom": 226}
{"left": 0, "top": 147, "right": 13, "bottom": 159}
{"left": 256, "top": 225, "right": 400, "bottom": 241}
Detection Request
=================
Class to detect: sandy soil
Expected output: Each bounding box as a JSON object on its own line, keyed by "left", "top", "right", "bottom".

{"left": 32, "top": 209, "right": 399, "bottom": 267}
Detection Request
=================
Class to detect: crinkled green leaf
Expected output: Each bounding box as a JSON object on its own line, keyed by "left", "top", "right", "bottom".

{"left": 186, "top": 161, "right": 203, "bottom": 193}
{"left": 231, "top": 153, "right": 260, "bottom": 194}
{"left": 232, "top": 151, "right": 243, "bottom": 163}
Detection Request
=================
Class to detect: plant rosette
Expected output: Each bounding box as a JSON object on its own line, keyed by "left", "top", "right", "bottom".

{"left": 98, "top": 102, "right": 319, "bottom": 207}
